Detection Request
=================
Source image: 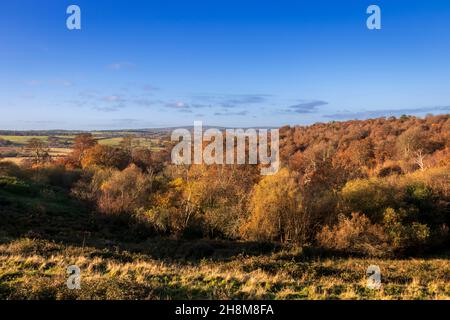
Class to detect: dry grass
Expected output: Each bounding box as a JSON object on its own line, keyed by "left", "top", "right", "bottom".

{"left": 1, "top": 238, "right": 448, "bottom": 300}
{"left": 0, "top": 158, "right": 23, "bottom": 165}
{"left": 0, "top": 148, "right": 73, "bottom": 165}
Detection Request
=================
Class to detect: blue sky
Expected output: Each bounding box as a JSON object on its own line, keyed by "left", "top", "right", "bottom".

{"left": 1, "top": 0, "right": 450, "bottom": 130}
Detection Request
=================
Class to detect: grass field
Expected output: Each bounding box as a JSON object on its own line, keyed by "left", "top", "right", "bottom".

{"left": 98, "top": 137, "right": 162, "bottom": 150}
{"left": 0, "top": 148, "right": 72, "bottom": 165}
{"left": 0, "top": 238, "right": 449, "bottom": 300}
{"left": 0, "top": 136, "right": 49, "bottom": 144}
{"left": 0, "top": 173, "right": 448, "bottom": 300}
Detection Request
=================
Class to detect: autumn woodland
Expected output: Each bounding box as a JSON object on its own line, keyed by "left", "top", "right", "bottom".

{"left": 0, "top": 114, "right": 449, "bottom": 299}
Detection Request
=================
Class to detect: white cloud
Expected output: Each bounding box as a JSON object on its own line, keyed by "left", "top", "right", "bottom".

{"left": 107, "top": 62, "right": 135, "bottom": 70}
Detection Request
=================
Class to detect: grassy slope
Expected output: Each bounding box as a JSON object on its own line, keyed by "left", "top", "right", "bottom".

{"left": 0, "top": 176, "right": 449, "bottom": 300}
{"left": 1, "top": 239, "right": 449, "bottom": 300}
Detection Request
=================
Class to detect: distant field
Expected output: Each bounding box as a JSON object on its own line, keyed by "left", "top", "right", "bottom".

{"left": 0, "top": 135, "right": 163, "bottom": 165}
{"left": 0, "top": 148, "right": 72, "bottom": 165}
{"left": 48, "top": 148, "right": 72, "bottom": 156}
{"left": 0, "top": 135, "right": 48, "bottom": 144}
{"left": 0, "top": 135, "right": 163, "bottom": 149}
{"left": 97, "top": 137, "right": 125, "bottom": 146}
{"left": 0, "top": 135, "right": 77, "bottom": 146}
{"left": 98, "top": 137, "right": 163, "bottom": 151}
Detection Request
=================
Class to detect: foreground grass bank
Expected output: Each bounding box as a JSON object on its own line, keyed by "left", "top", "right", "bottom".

{"left": 0, "top": 238, "right": 448, "bottom": 300}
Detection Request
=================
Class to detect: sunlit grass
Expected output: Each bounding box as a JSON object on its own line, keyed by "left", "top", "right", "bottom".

{"left": 0, "top": 239, "right": 448, "bottom": 300}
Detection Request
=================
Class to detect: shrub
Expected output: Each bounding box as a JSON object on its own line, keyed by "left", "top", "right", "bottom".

{"left": 241, "top": 168, "right": 306, "bottom": 243}
{"left": 185, "top": 165, "right": 257, "bottom": 239}
{"left": 377, "top": 164, "right": 403, "bottom": 177}
{"left": 340, "top": 178, "right": 396, "bottom": 222}
{"left": 81, "top": 145, "right": 131, "bottom": 170}
{"left": 97, "top": 164, "right": 153, "bottom": 214}
{"left": 0, "top": 161, "right": 27, "bottom": 179}
{"left": 316, "top": 212, "right": 389, "bottom": 257}
{"left": 144, "top": 175, "right": 204, "bottom": 238}
{"left": 0, "top": 176, "right": 34, "bottom": 195}
{"left": 131, "top": 148, "right": 153, "bottom": 172}
{"left": 383, "top": 208, "right": 430, "bottom": 252}
{"left": 28, "top": 165, "right": 82, "bottom": 189}
{"left": 340, "top": 167, "right": 449, "bottom": 253}
{"left": 71, "top": 166, "right": 116, "bottom": 203}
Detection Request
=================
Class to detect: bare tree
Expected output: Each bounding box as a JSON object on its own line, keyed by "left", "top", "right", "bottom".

{"left": 26, "top": 138, "right": 50, "bottom": 165}
{"left": 414, "top": 150, "right": 426, "bottom": 171}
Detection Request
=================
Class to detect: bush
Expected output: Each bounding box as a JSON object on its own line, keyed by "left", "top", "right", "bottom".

{"left": 71, "top": 166, "right": 116, "bottom": 203}
{"left": 341, "top": 167, "right": 449, "bottom": 223}
{"left": 241, "top": 168, "right": 306, "bottom": 243}
{"left": 340, "top": 178, "right": 396, "bottom": 222}
{"left": 185, "top": 165, "right": 257, "bottom": 239}
{"left": 316, "top": 213, "right": 389, "bottom": 257}
{"left": 144, "top": 176, "right": 204, "bottom": 238}
{"left": 383, "top": 207, "right": 430, "bottom": 252}
{"left": 28, "top": 165, "right": 82, "bottom": 189}
{"left": 81, "top": 145, "right": 131, "bottom": 170}
{"left": 377, "top": 164, "right": 403, "bottom": 177}
{"left": 0, "top": 161, "right": 27, "bottom": 179}
{"left": 0, "top": 176, "right": 34, "bottom": 195}
{"left": 143, "top": 165, "right": 258, "bottom": 239}
{"left": 97, "top": 164, "right": 153, "bottom": 214}
{"left": 340, "top": 167, "right": 449, "bottom": 253}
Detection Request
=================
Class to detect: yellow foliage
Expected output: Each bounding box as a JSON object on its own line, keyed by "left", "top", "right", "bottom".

{"left": 241, "top": 168, "right": 306, "bottom": 243}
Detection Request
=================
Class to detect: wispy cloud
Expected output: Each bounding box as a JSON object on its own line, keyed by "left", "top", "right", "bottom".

{"left": 25, "top": 79, "right": 73, "bottom": 87}
{"left": 133, "top": 98, "right": 157, "bottom": 107}
{"left": 79, "top": 90, "right": 99, "bottom": 99}
{"left": 142, "top": 84, "right": 159, "bottom": 92}
{"left": 323, "top": 106, "right": 450, "bottom": 120}
{"left": 283, "top": 100, "right": 328, "bottom": 114}
{"left": 111, "top": 118, "right": 141, "bottom": 125}
{"left": 214, "top": 110, "right": 248, "bottom": 116}
{"left": 193, "top": 94, "right": 271, "bottom": 109}
{"left": 20, "top": 94, "right": 36, "bottom": 99}
{"left": 107, "top": 62, "right": 135, "bottom": 70}
{"left": 88, "top": 118, "right": 154, "bottom": 129}
{"left": 53, "top": 79, "right": 74, "bottom": 87}
{"left": 93, "top": 104, "right": 125, "bottom": 112}
{"left": 163, "top": 99, "right": 214, "bottom": 114}
{"left": 102, "top": 95, "right": 125, "bottom": 103}
{"left": 67, "top": 88, "right": 331, "bottom": 120}
{"left": 19, "top": 120, "right": 65, "bottom": 125}
{"left": 71, "top": 90, "right": 159, "bottom": 112}
{"left": 165, "top": 101, "right": 190, "bottom": 109}
{"left": 25, "top": 80, "right": 42, "bottom": 86}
